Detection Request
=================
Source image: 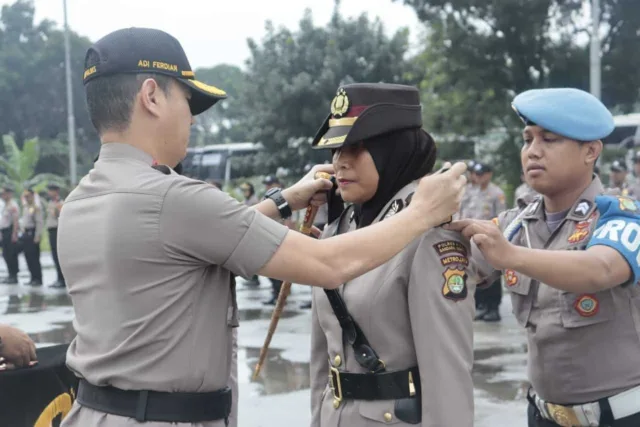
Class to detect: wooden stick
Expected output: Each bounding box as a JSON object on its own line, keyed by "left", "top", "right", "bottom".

{"left": 252, "top": 172, "right": 331, "bottom": 381}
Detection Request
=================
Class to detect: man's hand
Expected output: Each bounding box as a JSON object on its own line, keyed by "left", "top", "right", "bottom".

{"left": 0, "top": 324, "right": 37, "bottom": 368}
{"left": 11, "top": 233, "right": 17, "bottom": 243}
{"left": 408, "top": 162, "right": 468, "bottom": 230}
{"left": 34, "top": 236, "right": 40, "bottom": 244}
{"left": 445, "top": 219, "right": 518, "bottom": 270}
{"left": 282, "top": 164, "right": 334, "bottom": 212}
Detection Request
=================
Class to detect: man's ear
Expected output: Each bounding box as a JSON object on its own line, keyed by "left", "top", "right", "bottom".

{"left": 585, "top": 140, "right": 603, "bottom": 165}
{"left": 139, "top": 78, "right": 165, "bottom": 118}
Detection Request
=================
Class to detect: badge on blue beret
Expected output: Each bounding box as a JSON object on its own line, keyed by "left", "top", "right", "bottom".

{"left": 512, "top": 88, "right": 614, "bottom": 141}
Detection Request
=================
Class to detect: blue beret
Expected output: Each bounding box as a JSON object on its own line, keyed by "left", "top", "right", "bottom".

{"left": 512, "top": 88, "right": 614, "bottom": 141}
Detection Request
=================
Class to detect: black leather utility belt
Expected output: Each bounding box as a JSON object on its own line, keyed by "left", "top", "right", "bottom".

{"left": 329, "top": 365, "right": 420, "bottom": 402}
{"left": 77, "top": 379, "right": 232, "bottom": 424}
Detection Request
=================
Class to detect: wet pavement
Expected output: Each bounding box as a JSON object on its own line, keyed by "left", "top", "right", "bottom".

{"left": 0, "top": 253, "right": 529, "bottom": 426}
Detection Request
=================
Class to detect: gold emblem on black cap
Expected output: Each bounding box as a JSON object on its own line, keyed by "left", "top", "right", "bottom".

{"left": 331, "top": 88, "right": 350, "bottom": 118}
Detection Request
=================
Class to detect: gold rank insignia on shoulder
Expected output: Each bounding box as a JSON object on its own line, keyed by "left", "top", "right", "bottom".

{"left": 330, "top": 88, "right": 350, "bottom": 118}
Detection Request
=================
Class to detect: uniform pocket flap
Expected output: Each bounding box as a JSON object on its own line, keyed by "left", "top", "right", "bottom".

{"left": 358, "top": 400, "right": 402, "bottom": 424}
{"left": 560, "top": 291, "right": 612, "bottom": 328}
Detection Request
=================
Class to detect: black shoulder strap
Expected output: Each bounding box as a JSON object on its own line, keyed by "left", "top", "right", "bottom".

{"left": 323, "top": 205, "right": 386, "bottom": 373}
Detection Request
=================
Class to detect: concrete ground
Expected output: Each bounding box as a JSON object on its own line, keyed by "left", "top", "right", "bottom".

{"left": 0, "top": 253, "right": 529, "bottom": 426}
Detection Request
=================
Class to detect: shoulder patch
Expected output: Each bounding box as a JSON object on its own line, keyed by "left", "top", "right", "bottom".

{"left": 572, "top": 199, "right": 593, "bottom": 218}
{"left": 442, "top": 267, "right": 468, "bottom": 301}
{"left": 381, "top": 199, "right": 404, "bottom": 220}
{"left": 618, "top": 196, "right": 637, "bottom": 212}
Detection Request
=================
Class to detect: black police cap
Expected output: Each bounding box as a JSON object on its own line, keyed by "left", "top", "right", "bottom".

{"left": 311, "top": 83, "right": 423, "bottom": 150}
{"left": 83, "top": 27, "right": 227, "bottom": 115}
{"left": 473, "top": 163, "right": 493, "bottom": 174}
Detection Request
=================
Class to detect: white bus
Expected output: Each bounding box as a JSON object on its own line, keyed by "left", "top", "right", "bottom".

{"left": 182, "top": 142, "right": 262, "bottom": 185}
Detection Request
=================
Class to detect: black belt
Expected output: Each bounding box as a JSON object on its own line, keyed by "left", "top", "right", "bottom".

{"left": 329, "top": 365, "right": 420, "bottom": 402}
{"left": 77, "top": 379, "right": 232, "bottom": 423}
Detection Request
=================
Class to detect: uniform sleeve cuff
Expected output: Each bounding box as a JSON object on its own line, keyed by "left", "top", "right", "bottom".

{"left": 224, "top": 213, "right": 289, "bottom": 279}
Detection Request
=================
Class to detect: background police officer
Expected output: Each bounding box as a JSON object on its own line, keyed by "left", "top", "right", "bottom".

{"left": 460, "top": 162, "right": 506, "bottom": 321}
{"left": 452, "top": 88, "right": 640, "bottom": 427}
{"left": 0, "top": 186, "right": 20, "bottom": 284}
{"left": 46, "top": 184, "right": 65, "bottom": 288}
{"left": 20, "top": 188, "right": 43, "bottom": 286}
{"left": 605, "top": 159, "right": 634, "bottom": 198}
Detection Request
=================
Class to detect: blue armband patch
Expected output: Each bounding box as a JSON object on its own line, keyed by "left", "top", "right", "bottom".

{"left": 587, "top": 196, "right": 640, "bottom": 284}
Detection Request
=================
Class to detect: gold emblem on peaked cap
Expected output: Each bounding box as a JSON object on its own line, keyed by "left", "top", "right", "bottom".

{"left": 331, "top": 88, "right": 350, "bottom": 118}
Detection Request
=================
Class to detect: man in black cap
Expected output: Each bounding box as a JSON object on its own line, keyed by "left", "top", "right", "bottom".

{"left": 605, "top": 159, "right": 634, "bottom": 198}
{"left": 46, "top": 184, "right": 65, "bottom": 288}
{"left": 0, "top": 186, "right": 20, "bottom": 284}
{"left": 57, "top": 28, "right": 466, "bottom": 427}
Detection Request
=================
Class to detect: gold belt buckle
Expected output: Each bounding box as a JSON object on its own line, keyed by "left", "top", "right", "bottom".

{"left": 329, "top": 366, "right": 343, "bottom": 407}
{"left": 546, "top": 403, "right": 581, "bottom": 427}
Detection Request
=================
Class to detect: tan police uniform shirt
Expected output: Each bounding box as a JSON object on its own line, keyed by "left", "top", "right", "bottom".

{"left": 0, "top": 199, "right": 19, "bottom": 230}
{"left": 469, "top": 176, "right": 640, "bottom": 404}
{"left": 58, "top": 143, "right": 289, "bottom": 427}
{"left": 310, "top": 182, "right": 476, "bottom": 427}
{"left": 459, "top": 182, "right": 506, "bottom": 220}
{"left": 21, "top": 202, "right": 43, "bottom": 240}
{"left": 46, "top": 198, "right": 63, "bottom": 229}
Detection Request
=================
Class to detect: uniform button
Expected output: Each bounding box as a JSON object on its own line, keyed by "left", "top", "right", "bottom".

{"left": 384, "top": 412, "right": 393, "bottom": 422}
{"left": 334, "top": 354, "right": 342, "bottom": 367}
{"left": 333, "top": 398, "right": 340, "bottom": 409}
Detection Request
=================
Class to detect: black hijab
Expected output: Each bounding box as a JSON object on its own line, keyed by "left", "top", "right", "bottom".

{"left": 329, "top": 128, "right": 437, "bottom": 228}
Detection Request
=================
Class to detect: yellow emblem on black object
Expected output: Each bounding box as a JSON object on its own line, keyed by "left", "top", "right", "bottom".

{"left": 330, "top": 88, "right": 350, "bottom": 118}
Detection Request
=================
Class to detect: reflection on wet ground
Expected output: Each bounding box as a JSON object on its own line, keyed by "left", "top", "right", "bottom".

{"left": 245, "top": 347, "right": 310, "bottom": 396}
{"left": 473, "top": 344, "right": 529, "bottom": 401}
{"left": 3, "top": 292, "right": 71, "bottom": 314}
{"left": 239, "top": 309, "right": 297, "bottom": 322}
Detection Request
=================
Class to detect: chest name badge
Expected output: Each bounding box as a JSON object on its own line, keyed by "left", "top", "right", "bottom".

{"left": 442, "top": 267, "right": 467, "bottom": 302}
{"left": 574, "top": 294, "right": 599, "bottom": 317}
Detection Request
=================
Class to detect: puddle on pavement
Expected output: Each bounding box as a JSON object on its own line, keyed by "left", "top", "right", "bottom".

{"left": 31, "top": 320, "right": 75, "bottom": 345}
{"left": 473, "top": 345, "right": 529, "bottom": 401}
{"left": 239, "top": 308, "right": 298, "bottom": 322}
{"left": 245, "top": 346, "right": 310, "bottom": 396}
{"left": 3, "top": 292, "right": 71, "bottom": 315}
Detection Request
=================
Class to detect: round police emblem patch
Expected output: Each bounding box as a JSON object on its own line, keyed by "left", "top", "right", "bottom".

{"left": 574, "top": 294, "right": 599, "bottom": 317}
{"left": 447, "top": 275, "right": 465, "bottom": 293}
{"left": 442, "top": 267, "right": 467, "bottom": 302}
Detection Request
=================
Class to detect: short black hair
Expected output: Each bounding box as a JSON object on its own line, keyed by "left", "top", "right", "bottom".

{"left": 84, "top": 50, "right": 173, "bottom": 134}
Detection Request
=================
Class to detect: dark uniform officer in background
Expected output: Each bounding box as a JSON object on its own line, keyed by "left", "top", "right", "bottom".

{"left": 452, "top": 88, "right": 640, "bottom": 427}
{"left": 46, "top": 184, "right": 66, "bottom": 288}
{"left": 58, "top": 27, "right": 466, "bottom": 427}
{"left": 0, "top": 186, "right": 20, "bottom": 284}
{"left": 20, "top": 188, "right": 43, "bottom": 286}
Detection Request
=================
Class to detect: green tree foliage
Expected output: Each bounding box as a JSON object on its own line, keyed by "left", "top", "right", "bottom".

{"left": 0, "top": 135, "right": 66, "bottom": 194}
{"left": 191, "top": 64, "right": 250, "bottom": 146}
{"left": 239, "top": 5, "right": 415, "bottom": 175}
{"left": 0, "top": 0, "right": 96, "bottom": 176}
{"left": 397, "top": 0, "right": 640, "bottom": 194}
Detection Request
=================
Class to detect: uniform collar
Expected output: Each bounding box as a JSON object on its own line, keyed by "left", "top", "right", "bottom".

{"left": 522, "top": 175, "right": 603, "bottom": 221}
{"left": 98, "top": 143, "right": 154, "bottom": 165}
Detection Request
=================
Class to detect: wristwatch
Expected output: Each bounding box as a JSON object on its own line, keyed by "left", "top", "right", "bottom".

{"left": 264, "top": 188, "right": 292, "bottom": 220}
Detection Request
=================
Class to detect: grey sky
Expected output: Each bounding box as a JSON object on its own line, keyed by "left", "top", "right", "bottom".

{"left": 5, "top": 0, "right": 422, "bottom": 69}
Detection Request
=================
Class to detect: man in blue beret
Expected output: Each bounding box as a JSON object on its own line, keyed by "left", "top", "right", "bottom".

{"left": 449, "top": 88, "right": 640, "bottom": 427}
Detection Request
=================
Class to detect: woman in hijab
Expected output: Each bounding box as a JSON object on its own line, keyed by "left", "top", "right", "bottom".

{"left": 309, "top": 83, "right": 475, "bottom": 427}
